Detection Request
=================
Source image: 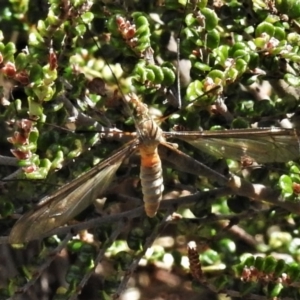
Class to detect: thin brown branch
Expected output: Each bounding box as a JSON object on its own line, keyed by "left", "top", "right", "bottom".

{"left": 0, "top": 155, "right": 18, "bottom": 166}
{"left": 2, "top": 169, "right": 23, "bottom": 181}
{"left": 229, "top": 175, "right": 300, "bottom": 215}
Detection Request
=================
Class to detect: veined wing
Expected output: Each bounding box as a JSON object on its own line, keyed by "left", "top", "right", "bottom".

{"left": 9, "top": 139, "right": 138, "bottom": 244}
{"left": 165, "top": 128, "right": 300, "bottom": 163}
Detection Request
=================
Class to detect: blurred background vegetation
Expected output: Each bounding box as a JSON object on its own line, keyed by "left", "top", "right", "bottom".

{"left": 2, "top": 0, "right": 300, "bottom": 299}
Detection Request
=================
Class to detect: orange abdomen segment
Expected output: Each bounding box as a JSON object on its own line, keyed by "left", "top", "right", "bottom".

{"left": 140, "top": 147, "right": 164, "bottom": 217}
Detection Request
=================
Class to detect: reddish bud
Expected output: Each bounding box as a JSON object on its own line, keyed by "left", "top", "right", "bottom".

{"left": 14, "top": 70, "right": 30, "bottom": 85}
{"left": 292, "top": 182, "right": 300, "bottom": 194}
{"left": 11, "top": 149, "right": 31, "bottom": 160}
{"left": 14, "top": 131, "right": 28, "bottom": 144}
{"left": 7, "top": 119, "right": 33, "bottom": 145}
{"left": 241, "top": 266, "right": 251, "bottom": 281}
{"left": 1, "top": 62, "right": 16, "bottom": 77}
{"left": 17, "top": 119, "right": 33, "bottom": 133}
{"left": 192, "top": 49, "right": 200, "bottom": 56}
{"left": 7, "top": 132, "right": 28, "bottom": 145}
{"left": 126, "top": 28, "right": 136, "bottom": 40}
{"left": 116, "top": 16, "right": 125, "bottom": 26}
{"left": 7, "top": 137, "right": 15, "bottom": 144}
{"left": 23, "top": 165, "right": 37, "bottom": 173}
{"left": 49, "top": 49, "right": 58, "bottom": 70}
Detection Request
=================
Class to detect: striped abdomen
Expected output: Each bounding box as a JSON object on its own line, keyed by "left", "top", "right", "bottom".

{"left": 128, "top": 93, "right": 164, "bottom": 217}
{"left": 140, "top": 145, "right": 164, "bottom": 217}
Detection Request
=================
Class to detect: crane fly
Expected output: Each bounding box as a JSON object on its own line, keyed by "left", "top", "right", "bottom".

{"left": 8, "top": 89, "right": 300, "bottom": 243}
{"left": 7, "top": 6, "right": 300, "bottom": 244}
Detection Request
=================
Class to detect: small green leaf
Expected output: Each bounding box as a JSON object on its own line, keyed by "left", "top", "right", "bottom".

{"left": 263, "top": 255, "right": 277, "bottom": 274}
{"left": 274, "top": 26, "right": 286, "bottom": 40}
{"left": 273, "top": 259, "right": 287, "bottom": 277}
{"left": 186, "top": 80, "right": 204, "bottom": 101}
{"left": 147, "top": 65, "right": 164, "bottom": 84}
{"left": 233, "top": 50, "right": 250, "bottom": 63}
{"left": 161, "top": 67, "right": 175, "bottom": 85}
{"left": 275, "top": 0, "right": 300, "bottom": 18}
{"left": 28, "top": 96, "right": 44, "bottom": 117}
{"left": 201, "top": 8, "right": 218, "bottom": 31}
{"left": 81, "top": 12, "right": 94, "bottom": 24}
{"left": 4, "top": 42, "right": 16, "bottom": 55}
{"left": 207, "top": 70, "right": 224, "bottom": 82}
{"left": 201, "top": 249, "right": 220, "bottom": 265}
{"left": 68, "top": 240, "right": 84, "bottom": 252}
{"left": 134, "top": 15, "right": 149, "bottom": 27}
{"left": 279, "top": 174, "right": 293, "bottom": 193}
{"left": 255, "top": 21, "right": 275, "bottom": 37}
{"left": 75, "top": 24, "right": 86, "bottom": 36}
{"left": 127, "top": 228, "right": 145, "bottom": 251}
{"left": 185, "top": 13, "right": 197, "bottom": 27}
{"left": 194, "top": 61, "right": 211, "bottom": 71}
{"left": 0, "top": 201, "right": 14, "bottom": 217}
{"left": 235, "top": 58, "right": 247, "bottom": 74}
{"left": 29, "top": 64, "right": 43, "bottom": 83}
{"left": 15, "top": 53, "right": 30, "bottom": 70}
{"left": 287, "top": 262, "right": 300, "bottom": 282}
{"left": 254, "top": 256, "right": 265, "bottom": 272}
{"left": 267, "top": 282, "right": 284, "bottom": 298}
{"left": 205, "top": 29, "right": 220, "bottom": 49}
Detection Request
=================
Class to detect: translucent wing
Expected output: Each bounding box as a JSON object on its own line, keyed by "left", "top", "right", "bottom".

{"left": 166, "top": 128, "right": 300, "bottom": 163}
{"left": 9, "top": 140, "right": 138, "bottom": 243}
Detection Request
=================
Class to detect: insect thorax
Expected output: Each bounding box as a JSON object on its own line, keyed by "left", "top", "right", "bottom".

{"left": 128, "top": 93, "right": 164, "bottom": 148}
{"left": 138, "top": 117, "right": 164, "bottom": 149}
